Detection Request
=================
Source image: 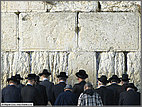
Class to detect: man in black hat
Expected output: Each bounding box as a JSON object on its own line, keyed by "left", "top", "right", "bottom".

{"left": 72, "top": 69, "right": 88, "bottom": 99}
{"left": 95, "top": 75, "right": 114, "bottom": 105}
{"left": 52, "top": 72, "right": 68, "bottom": 104}
{"left": 34, "top": 76, "right": 48, "bottom": 105}
{"left": 38, "top": 69, "right": 54, "bottom": 105}
{"left": 107, "top": 75, "right": 122, "bottom": 105}
{"left": 21, "top": 74, "right": 40, "bottom": 105}
{"left": 2, "top": 76, "right": 21, "bottom": 103}
{"left": 54, "top": 84, "right": 78, "bottom": 105}
{"left": 15, "top": 74, "right": 25, "bottom": 91}
{"left": 119, "top": 83, "right": 140, "bottom": 105}
{"left": 120, "top": 74, "right": 130, "bottom": 92}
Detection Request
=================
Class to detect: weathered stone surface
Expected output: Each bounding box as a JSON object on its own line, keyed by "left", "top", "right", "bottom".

{"left": 6, "top": 1, "right": 47, "bottom": 12}
{"left": 98, "top": 52, "right": 125, "bottom": 80}
{"left": 98, "top": 52, "right": 115, "bottom": 79}
{"left": 99, "top": 1, "right": 141, "bottom": 12}
{"left": 1, "top": 1, "right": 6, "bottom": 12}
{"left": 1, "top": 13, "right": 18, "bottom": 51}
{"left": 48, "top": 1, "right": 98, "bottom": 12}
{"left": 19, "top": 13, "right": 76, "bottom": 51}
{"left": 1, "top": 52, "right": 30, "bottom": 88}
{"left": 127, "top": 51, "right": 141, "bottom": 92}
{"left": 115, "top": 52, "right": 125, "bottom": 77}
{"left": 79, "top": 13, "right": 139, "bottom": 51}
{"left": 31, "top": 51, "right": 69, "bottom": 84}
{"left": 68, "top": 52, "right": 96, "bottom": 87}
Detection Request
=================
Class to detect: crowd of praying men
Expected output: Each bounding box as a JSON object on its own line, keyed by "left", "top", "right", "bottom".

{"left": 1, "top": 69, "right": 141, "bottom": 106}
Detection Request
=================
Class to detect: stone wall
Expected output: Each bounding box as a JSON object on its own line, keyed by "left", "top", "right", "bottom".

{"left": 1, "top": 1, "right": 141, "bottom": 91}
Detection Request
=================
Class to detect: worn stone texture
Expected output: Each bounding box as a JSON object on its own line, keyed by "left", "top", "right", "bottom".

{"left": 5, "top": 1, "right": 47, "bottom": 12}
{"left": 79, "top": 13, "right": 139, "bottom": 51}
{"left": 48, "top": 1, "right": 98, "bottom": 12}
{"left": 98, "top": 52, "right": 115, "bottom": 79}
{"left": 115, "top": 52, "right": 125, "bottom": 77}
{"left": 98, "top": 52, "right": 125, "bottom": 79}
{"left": 19, "top": 13, "right": 76, "bottom": 51}
{"left": 68, "top": 52, "right": 96, "bottom": 87}
{"left": 31, "top": 51, "right": 69, "bottom": 84}
{"left": 127, "top": 51, "right": 141, "bottom": 92}
{"left": 1, "top": 52, "right": 30, "bottom": 88}
{"left": 1, "top": 13, "right": 18, "bottom": 51}
{"left": 100, "top": 1, "right": 141, "bottom": 12}
{"left": 1, "top": 1, "right": 6, "bottom": 12}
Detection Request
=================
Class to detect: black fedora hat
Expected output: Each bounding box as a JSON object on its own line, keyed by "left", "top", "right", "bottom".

{"left": 15, "top": 74, "right": 23, "bottom": 80}
{"left": 125, "top": 83, "right": 138, "bottom": 91}
{"left": 120, "top": 74, "right": 130, "bottom": 81}
{"left": 39, "top": 69, "right": 51, "bottom": 76}
{"left": 76, "top": 70, "right": 88, "bottom": 79}
{"left": 108, "top": 75, "right": 121, "bottom": 83}
{"left": 98, "top": 75, "right": 109, "bottom": 84}
{"left": 25, "top": 74, "right": 36, "bottom": 80}
{"left": 57, "top": 72, "right": 68, "bottom": 78}
{"left": 7, "top": 76, "right": 17, "bottom": 82}
{"left": 35, "top": 76, "right": 41, "bottom": 82}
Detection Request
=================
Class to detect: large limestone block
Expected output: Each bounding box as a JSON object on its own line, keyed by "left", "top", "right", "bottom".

{"left": 1, "top": 52, "right": 30, "bottom": 88}
{"left": 6, "top": 1, "right": 47, "bottom": 12}
{"left": 48, "top": 1, "right": 98, "bottom": 12}
{"left": 127, "top": 51, "right": 141, "bottom": 91}
{"left": 1, "top": 13, "right": 18, "bottom": 51}
{"left": 68, "top": 52, "right": 96, "bottom": 87}
{"left": 79, "top": 13, "right": 140, "bottom": 51}
{"left": 100, "top": 1, "right": 141, "bottom": 12}
{"left": 115, "top": 52, "right": 125, "bottom": 77}
{"left": 19, "top": 13, "right": 76, "bottom": 51}
{"left": 98, "top": 52, "right": 125, "bottom": 79}
{"left": 31, "top": 51, "right": 69, "bottom": 84}
{"left": 98, "top": 52, "right": 115, "bottom": 79}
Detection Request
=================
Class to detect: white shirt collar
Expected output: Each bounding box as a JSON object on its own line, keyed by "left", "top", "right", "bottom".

{"left": 43, "top": 78, "right": 48, "bottom": 81}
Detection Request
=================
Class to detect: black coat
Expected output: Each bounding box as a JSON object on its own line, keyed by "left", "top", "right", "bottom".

{"left": 2, "top": 85, "right": 21, "bottom": 103}
{"left": 34, "top": 84, "right": 48, "bottom": 105}
{"left": 21, "top": 84, "right": 40, "bottom": 105}
{"left": 95, "top": 86, "right": 114, "bottom": 105}
{"left": 119, "top": 90, "right": 140, "bottom": 105}
{"left": 72, "top": 81, "right": 86, "bottom": 98}
{"left": 121, "top": 83, "right": 128, "bottom": 92}
{"left": 16, "top": 83, "right": 25, "bottom": 91}
{"left": 53, "top": 82, "right": 66, "bottom": 103}
{"left": 107, "top": 83, "right": 122, "bottom": 105}
{"left": 40, "top": 80, "right": 54, "bottom": 105}
{"left": 54, "top": 90, "right": 78, "bottom": 105}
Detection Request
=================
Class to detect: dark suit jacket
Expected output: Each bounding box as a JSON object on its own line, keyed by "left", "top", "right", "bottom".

{"left": 53, "top": 82, "right": 66, "bottom": 103}
{"left": 34, "top": 84, "right": 48, "bottom": 105}
{"left": 21, "top": 84, "right": 40, "bottom": 105}
{"left": 40, "top": 80, "right": 54, "bottom": 105}
{"left": 2, "top": 85, "right": 21, "bottom": 103}
{"left": 107, "top": 83, "right": 122, "bottom": 105}
{"left": 119, "top": 90, "right": 140, "bottom": 105}
{"left": 72, "top": 81, "right": 86, "bottom": 98}
{"left": 95, "top": 86, "right": 114, "bottom": 105}
{"left": 16, "top": 83, "right": 25, "bottom": 91}
{"left": 54, "top": 90, "right": 78, "bottom": 105}
{"left": 121, "top": 83, "right": 128, "bottom": 92}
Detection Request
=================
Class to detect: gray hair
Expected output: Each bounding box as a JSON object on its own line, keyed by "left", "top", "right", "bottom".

{"left": 84, "top": 82, "right": 93, "bottom": 89}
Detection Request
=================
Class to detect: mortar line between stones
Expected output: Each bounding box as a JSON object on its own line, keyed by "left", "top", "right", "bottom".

{"left": 76, "top": 12, "right": 79, "bottom": 48}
